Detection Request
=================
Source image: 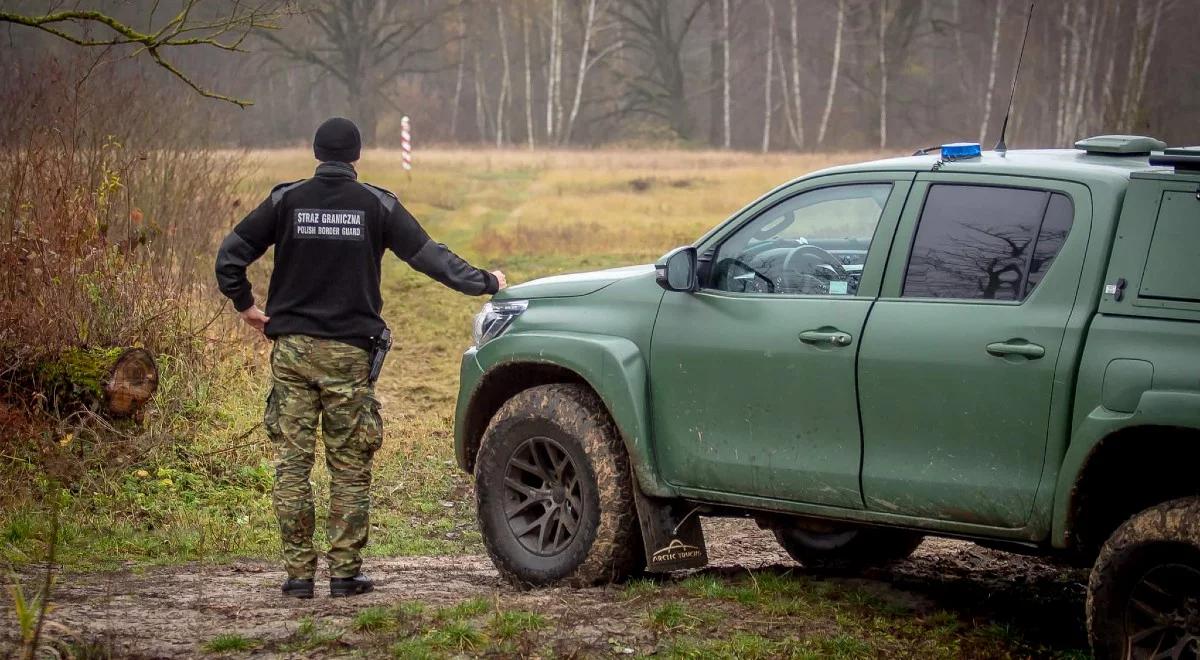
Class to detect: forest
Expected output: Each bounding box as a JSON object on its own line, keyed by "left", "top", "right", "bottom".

{"left": 2, "top": 0, "right": 1192, "bottom": 151}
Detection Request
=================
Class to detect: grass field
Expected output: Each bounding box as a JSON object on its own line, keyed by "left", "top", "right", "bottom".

{"left": 1, "top": 148, "right": 872, "bottom": 568}
{"left": 1, "top": 148, "right": 1097, "bottom": 657}
{"left": 238, "top": 148, "right": 879, "bottom": 563}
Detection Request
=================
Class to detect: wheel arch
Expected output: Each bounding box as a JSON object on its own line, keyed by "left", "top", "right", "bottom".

{"left": 1059, "top": 422, "right": 1200, "bottom": 558}
{"left": 457, "top": 331, "right": 676, "bottom": 497}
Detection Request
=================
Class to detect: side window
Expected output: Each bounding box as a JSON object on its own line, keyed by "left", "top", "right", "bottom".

{"left": 709, "top": 184, "right": 892, "bottom": 295}
{"left": 902, "top": 185, "right": 1073, "bottom": 301}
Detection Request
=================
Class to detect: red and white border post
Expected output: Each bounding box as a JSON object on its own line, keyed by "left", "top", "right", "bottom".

{"left": 400, "top": 115, "right": 413, "bottom": 180}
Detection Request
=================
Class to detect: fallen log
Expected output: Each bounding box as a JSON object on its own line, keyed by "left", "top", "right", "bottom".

{"left": 37, "top": 347, "right": 159, "bottom": 417}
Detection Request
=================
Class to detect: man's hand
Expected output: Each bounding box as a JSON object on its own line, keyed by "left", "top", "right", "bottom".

{"left": 491, "top": 270, "right": 508, "bottom": 290}
{"left": 239, "top": 306, "right": 270, "bottom": 334}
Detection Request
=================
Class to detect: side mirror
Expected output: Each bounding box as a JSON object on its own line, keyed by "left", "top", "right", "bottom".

{"left": 656, "top": 246, "right": 698, "bottom": 292}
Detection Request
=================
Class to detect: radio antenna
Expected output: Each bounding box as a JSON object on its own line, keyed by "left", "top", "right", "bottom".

{"left": 994, "top": 1, "right": 1035, "bottom": 154}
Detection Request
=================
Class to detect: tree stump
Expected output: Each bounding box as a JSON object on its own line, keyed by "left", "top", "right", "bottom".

{"left": 38, "top": 347, "right": 159, "bottom": 417}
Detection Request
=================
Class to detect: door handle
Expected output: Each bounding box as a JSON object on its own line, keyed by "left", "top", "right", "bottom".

{"left": 986, "top": 340, "right": 1045, "bottom": 359}
{"left": 799, "top": 329, "right": 853, "bottom": 347}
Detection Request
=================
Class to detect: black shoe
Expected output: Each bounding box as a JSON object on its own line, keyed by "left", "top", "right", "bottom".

{"left": 330, "top": 575, "right": 374, "bottom": 598}
{"left": 282, "top": 577, "right": 314, "bottom": 599}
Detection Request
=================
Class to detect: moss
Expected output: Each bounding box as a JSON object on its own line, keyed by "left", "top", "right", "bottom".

{"left": 37, "top": 346, "right": 124, "bottom": 402}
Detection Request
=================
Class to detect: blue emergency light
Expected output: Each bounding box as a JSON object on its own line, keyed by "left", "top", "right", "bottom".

{"left": 941, "top": 142, "right": 982, "bottom": 159}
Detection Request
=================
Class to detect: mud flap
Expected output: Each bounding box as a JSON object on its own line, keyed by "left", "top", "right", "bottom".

{"left": 632, "top": 486, "right": 708, "bottom": 572}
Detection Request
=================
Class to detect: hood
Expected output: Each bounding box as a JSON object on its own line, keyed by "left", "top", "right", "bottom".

{"left": 495, "top": 264, "right": 654, "bottom": 300}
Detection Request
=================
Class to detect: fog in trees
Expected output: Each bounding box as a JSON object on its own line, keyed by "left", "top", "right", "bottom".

{"left": 2, "top": 0, "right": 1194, "bottom": 150}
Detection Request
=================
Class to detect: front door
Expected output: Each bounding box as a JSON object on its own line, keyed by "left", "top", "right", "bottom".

{"left": 649, "top": 175, "right": 912, "bottom": 507}
{"left": 858, "top": 176, "right": 1089, "bottom": 527}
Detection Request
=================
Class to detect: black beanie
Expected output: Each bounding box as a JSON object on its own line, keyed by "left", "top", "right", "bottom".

{"left": 313, "top": 117, "right": 361, "bottom": 163}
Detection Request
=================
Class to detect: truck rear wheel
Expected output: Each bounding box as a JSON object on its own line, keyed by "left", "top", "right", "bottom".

{"left": 474, "top": 383, "right": 641, "bottom": 588}
{"left": 774, "top": 521, "right": 924, "bottom": 567}
{"left": 1086, "top": 497, "right": 1200, "bottom": 660}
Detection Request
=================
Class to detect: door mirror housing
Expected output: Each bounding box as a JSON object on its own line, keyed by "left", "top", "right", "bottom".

{"left": 656, "top": 246, "right": 698, "bottom": 292}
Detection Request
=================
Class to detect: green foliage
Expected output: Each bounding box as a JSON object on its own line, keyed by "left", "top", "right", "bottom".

{"left": 426, "top": 621, "right": 485, "bottom": 652}
{"left": 648, "top": 602, "right": 690, "bottom": 631}
{"left": 621, "top": 577, "right": 661, "bottom": 600}
{"left": 488, "top": 610, "right": 547, "bottom": 640}
{"left": 6, "top": 568, "right": 43, "bottom": 646}
{"left": 202, "top": 633, "right": 257, "bottom": 653}
{"left": 434, "top": 596, "right": 490, "bottom": 621}
{"left": 352, "top": 606, "right": 395, "bottom": 633}
{"left": 280, "top": 617, "right": 342, "bottom": 652}
{"left": 389, "top": 637, "right": 439, "bottom": 659}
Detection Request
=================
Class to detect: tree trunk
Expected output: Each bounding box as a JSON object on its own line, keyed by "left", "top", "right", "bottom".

{"left": 474, "top": 50, "right": 489, "bottom": 143}
{"left": 523, "top": 7, "right": 535, "bottom": 148}
{"left": 450, "top": 32, "right": 467, "bottom": 139}
{"left": 709, "top": 0, "right": 723, "bottom": 146}
{"left": 563, "top": 0, "right": 599, "bottom": 144}
{"left": 878, "top": 0, "right": 889, "bottom": 150}
{"left": 1129, "top": 0, "right": 1165, "bottom": 130}
{"left": 721, "top": 0, "right": 732, "bottom": 149}
{"left": 817, "top": 0, "right": 843, "bottom": 148}
{"left": 38, "top": 347, "right": 158, "bottom": 418}
{"left": 978, "top": 0, "right": 1006, "bottom": 144}
{"left": 761, "top": 0, "right": 775, "bottom": 153}
{"left": 496, "top": 3, "right": 512, "bottom": 147}
{"left": 546, "top": 0, "right": 559, "bottom": 141}
{"left": 788, "top": 0, "right": 803, "bottom": 149}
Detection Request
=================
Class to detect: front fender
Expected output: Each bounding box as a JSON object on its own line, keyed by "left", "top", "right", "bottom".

{"left": 1051, "top": 390, "right": 1200, "bottom": 546}
{"left": 463, "top": 330, "right": 676, "bottom": 497}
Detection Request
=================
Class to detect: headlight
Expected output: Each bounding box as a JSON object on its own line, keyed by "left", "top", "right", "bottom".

{"left": 472, "top": 300, "right": 527, "bottom": 347}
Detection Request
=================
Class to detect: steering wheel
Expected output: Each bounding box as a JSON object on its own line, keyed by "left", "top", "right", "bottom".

{"left": 724, "top": 258, "right": 776, "bottom": 293}
{"left": 782, "top": 245, "right": 848, "bottom": 293}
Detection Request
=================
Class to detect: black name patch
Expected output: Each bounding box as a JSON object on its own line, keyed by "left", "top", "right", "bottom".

{"left": 293, "top": 208, "right": 365, "bottom": 241}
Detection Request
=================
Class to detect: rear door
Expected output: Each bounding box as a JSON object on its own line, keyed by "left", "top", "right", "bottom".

{"left": 858, "top": 175, "right": 1090, "bottom": 527}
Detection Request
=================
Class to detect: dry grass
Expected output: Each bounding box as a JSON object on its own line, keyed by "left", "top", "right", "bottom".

{"left": 1, "top": 146, "right": 889, "bottom": 569}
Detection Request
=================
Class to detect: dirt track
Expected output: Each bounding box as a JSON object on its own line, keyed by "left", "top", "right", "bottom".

{"left": 2, "top": 519, "right": 1089, "bottom": 658}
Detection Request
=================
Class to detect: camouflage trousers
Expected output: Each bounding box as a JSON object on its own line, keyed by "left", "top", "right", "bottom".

{"left": 264, "top": 334, "right": 383, "bottom": 579}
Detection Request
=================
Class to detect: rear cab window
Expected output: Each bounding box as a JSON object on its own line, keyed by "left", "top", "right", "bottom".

{"left": 902, "top": 184, "right": 1074, "bottom": 301}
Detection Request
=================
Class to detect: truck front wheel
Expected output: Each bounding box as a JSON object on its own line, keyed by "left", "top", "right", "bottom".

{"left": 1086, "top": 497, "right": 1200, "bottom": 660}
{"left": 474, "top": 383, "right": 641, "bottom": 588}
{"left": 774, "top": 521, "right": 924, "bottom": 567}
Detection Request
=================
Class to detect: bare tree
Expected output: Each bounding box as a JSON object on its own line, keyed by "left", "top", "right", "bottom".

{"left": 259, "top": 1, "right": 458, "bottom": 142}
{"left": 979, "top": 0, "right": 1006, "bottom": 144}
{"left": 450, "top": 12, "right": 468, "bottom": 137}
{"left": 0, "top": 2, "right": 283, "bottom": 107}
{"left": 1118, "top": 0, "right": 1167, "bottom": 132}
{"left": 878, "top": 0, "right": 890, "bottom": 149}
{"left": 761, "top": 0, "right": 775, "bottom": 152}
{"left": 610, "top": 0, "right": 706, "bottom": 140}
{"left": 563, "top": 0, "right": 621, "bottom": 143}
{"left": 721, "top": 0, "right": 732, "bottom": 149}
{"left": 786, "top": 0, "right": 804, "bottom": 149}
{"left": 495, "top": 3, "right": 513, "bottom": 147}
{"left": 546, "top": 0, "right": 563, "bottom": 141}
{"left": 523, "top": 5, "right": 536, "bottom": 148}
{"left": 816, "top": 0, "right": 844, "bottom": 148}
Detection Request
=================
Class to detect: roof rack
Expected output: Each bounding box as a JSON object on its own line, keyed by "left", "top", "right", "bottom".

{"left": 1075, "top": 135, "right": 1166, "bottom": 155}
{"left": 1149, "top": 146, "right": 1200, "bottom": 172}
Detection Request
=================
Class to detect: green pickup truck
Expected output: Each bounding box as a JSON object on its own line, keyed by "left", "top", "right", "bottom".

{"left": 454, "top": 137, "right": 1200, "bottom": 658}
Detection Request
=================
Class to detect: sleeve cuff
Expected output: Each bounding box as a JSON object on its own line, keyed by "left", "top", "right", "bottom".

{"left": 482, "top": 270, "right": 499, "bottom": 295}
{"left": 231, "top": 290, "right": 255, "bottom": 312}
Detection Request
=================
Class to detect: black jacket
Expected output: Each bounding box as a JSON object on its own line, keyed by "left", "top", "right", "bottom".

{"left": 215, "top": 162, "right": 498, "bottom": 349}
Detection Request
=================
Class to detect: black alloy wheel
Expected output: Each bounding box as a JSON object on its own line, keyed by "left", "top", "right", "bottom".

{"left": 474, "top": 384, "right": 642, "bottom": 587}
{"left": 503, "top": 436, "right": 583, "bottom": 556}
{"left": 1124, "top": 562, "right": 1200, "bottom": 659}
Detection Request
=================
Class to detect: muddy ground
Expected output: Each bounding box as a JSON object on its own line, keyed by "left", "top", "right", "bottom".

{"left": 2, "top": 519, "right": 1088, "bottom": 658}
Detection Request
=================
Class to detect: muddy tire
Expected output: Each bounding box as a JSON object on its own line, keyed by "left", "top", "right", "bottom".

{"left": 475, "top": 383, "right": 641, "bottom": 588}
{"left": 774, "top": 522, "right": 923, "bottom": 567}
{"left": 1086, "top": 497, "right": 1200, "bottom": 660}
